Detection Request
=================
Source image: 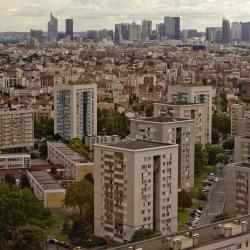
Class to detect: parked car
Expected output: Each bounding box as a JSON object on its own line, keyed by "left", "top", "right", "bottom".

{"left": 47, "top": 239, "right": 58, "bottom": 245}
{"left": 214, "top": 177, "right": 219, "bottom": 182}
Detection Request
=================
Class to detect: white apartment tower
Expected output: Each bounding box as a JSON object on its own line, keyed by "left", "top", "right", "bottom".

{"left": 94, "top": 139, "right": 178, "bottom": 242}
{"left": 130, "top": 117, "right": 195, "bottom": 189}
{"left": 154, "top": 102, "right": 207, "bottom": 144}
{"left": 54, "top": 81, "right": 97, "bottom": 140}
{"left": 167, "top": 85, "right": 213, "bottom": 143}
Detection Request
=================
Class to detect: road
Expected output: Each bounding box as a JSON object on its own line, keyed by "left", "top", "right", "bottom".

{"left": 199, "top": 163, "right": 236, "bottom": 225}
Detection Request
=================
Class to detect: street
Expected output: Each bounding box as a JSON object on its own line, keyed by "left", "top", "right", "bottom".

{"left": 199, "top": 163, "right": 236, "bottom": 225}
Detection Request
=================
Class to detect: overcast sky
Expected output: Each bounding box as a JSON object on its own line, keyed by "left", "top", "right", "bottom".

{"left": 2, "top": 0, "right": 250, "bottom": 32}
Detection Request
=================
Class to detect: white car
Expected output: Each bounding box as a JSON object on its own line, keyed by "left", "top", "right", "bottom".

{"left": 214, "top": 177, "right": 219, "bottom": 182}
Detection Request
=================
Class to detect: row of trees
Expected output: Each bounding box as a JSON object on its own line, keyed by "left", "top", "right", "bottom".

{"left": 97, "top": 108, "right": 130, "bottom": 138}
{"left": 195, "top": 144, "right": 229, "bottom": 175}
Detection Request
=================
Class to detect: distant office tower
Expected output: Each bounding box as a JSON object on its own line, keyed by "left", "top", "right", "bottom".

{"left": 130, "top": 117, "right": 195, "bottom": 189}
{"left": 94, "top": 139, "right": 179, "bottom": 242}
{"left": 54, "top": 81, "right": 97, "bottom": 140}
{"left": 107, "top": 30, "right": 114, "bottom": 40}
{"left": 0, "top": 109, "right": 34, "bottom": 149}
{"left": 48, "top": 13, "right": 58, "bottom": 42}
{"left": 114, "top": 23, "right": 129, "bottom": 43}
{"left": 206, "top": 27, "right": 222, "bottom": 43}
{"left": 66, "top": 19, "right": 73, "bottom": 40}
{"left": 154, "top": 102, "right": 207, "bottom": 144}
{"left": 30, "top": 29, "right": 43, "bottom": 43}
{"left": 142, "top": 20, "right": 152, "bottom": 41}
{"left": 87, "top": 30, "right": 98, "bottom": 42}
{"left": 182, "top": 30, "right": 188, "bottom": 43}
{"left": 242, "top": 22, "right": 250, "bottom": 41}
{"left": 167, "top": 85, "right": 213, "bottom": 144}
{"left": 222, "top": 18, "right": 231, "bottom": 43}
{"left": 156, "top": 23, "right": 166, "bottom": 39}
{"left": 231, "top": 22, "right": 242, "bottom": 41}
{"left": 98, "top": 29, "right": 108, "bottom": 41}
{"left": 164, "top": 16, "right": 180, "bottom": 40}
{"left": 128, "top": 23, "right": 142, "bottom": 41}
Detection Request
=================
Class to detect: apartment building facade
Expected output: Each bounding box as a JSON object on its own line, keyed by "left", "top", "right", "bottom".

{"left": 234, "top": 136, "right": 250, "bottom": 163}
{"left": 154, "top": 102, "right": 207, "bottom": 144}
{"left": 130, "top": 117, "right": 195, "bottom": 189}
{"left": 47, "top": 141, "right": 93, "bottom": 181}
{"left": 0, "top": 109, "right": 34, "bottom": 149}
{"left": 0, "top": 154, "right": 31, "bottom": 169}
{"left": 167, "top": 85, "right": 213, "bottom": 143}
{"left": 94, "top": 140, "right": 179, "bottom": 242}
{"left": 235, "top": 163, "right": 250, "bottom": 214}
{"left": 54, "top": 81, "right": 97, "bottom": 140}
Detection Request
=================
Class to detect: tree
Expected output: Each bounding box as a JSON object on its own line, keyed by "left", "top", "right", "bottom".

{"left": 223, "top": 139, "right": 234, "bottom": 150}
{"left": 195, "top": 144, "right": 208, "bottom": 174}
{"left": 212, "top": 129, "right": 220, "bottom": 144}
{"left": 220, "top": 92, "right": 228, "bottom": 112}
{"left": 5, "top": 173, "right": 16, "bottom": 186}
{"left": 34, "top": 117, "right": 54, "bottom": 140}
{"left": 69, "top": 138, "right": 91, "bottom": 160}
{"left": 12, "top": 224, "right": 46, "bottom": 250}
{"left": 131, "top": 228, "right": 156, "bottom": 241}
{"left": 178, "top": 189, "right": 192, "bottom": 210}
{"left": 205, "top": 144, "right": 224, "bottom": 166}
{"left": 212, "top": 113, "right": 231, "bottom": 136}
{"left": 145, "top": 105, "right": 154, "bottom": 117}
{"left": 20, "top": 175, "right": 30, "bottom": 189}
{"left": 65, "top": 179, "right": 94, "bottom": 227}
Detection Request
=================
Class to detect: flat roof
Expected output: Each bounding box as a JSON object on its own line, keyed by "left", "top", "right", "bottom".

{"left": 28, "top": 170, "right": 64, "bottom": 190}
{"left": 154, "top": 101, "right": 203, "bottom": 106}
{"left": 0, "top": 153, "right": 30, "bottom": 158}
{"left": 48, "top": 141, "right": 89, "bottom": 163}
{"left": 102, "top": 139, "right": 176, "bottom": 150}
{"left": 132, "top": 116, "right": 193, "bottom": 123}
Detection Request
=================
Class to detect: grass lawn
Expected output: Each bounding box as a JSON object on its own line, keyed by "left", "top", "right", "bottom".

{"left": 44, "top": 217, "right": 65, "bottom": 237}
{"left": 178, "top": 209, "right": 190, "bottom": 232}
{"left": 56, "top": 232, "right": 69, "bottom": 242}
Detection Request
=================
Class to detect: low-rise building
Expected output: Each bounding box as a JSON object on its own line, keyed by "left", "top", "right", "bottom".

{"left": 0, "top": 153, "right": 31, "bottom": 169}
{"left": 27, "top": 170, "right": 65, "bottom": 208}
{"left": 85, "top": 135, "right": 120, "bottom": 150}
{"left": 47, "top": 141, "right": 93, "bottom": 180}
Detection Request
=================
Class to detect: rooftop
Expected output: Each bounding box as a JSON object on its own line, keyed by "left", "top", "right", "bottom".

{"left": 132, "top": 116, "right": 193, "bottom": 123}
{"left": 28, "top": 170, "right": 64, "bottom": 190}
{"left": 103, "top": 139, "right": 175, "bottom": 150}
{"left": 48, "top": 141, "right": 89, "bottom": 163}
{"left": 155, "top": 101, "right": 203, "bottom": 106}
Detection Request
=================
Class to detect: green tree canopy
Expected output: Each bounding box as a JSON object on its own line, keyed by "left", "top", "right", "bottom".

{"left": 12, "top": 224, "right": 46, "bottom": 250}
{"left": 178, "top": 189, "right": 192, "bottom": 210}
{"left": 5, "top": 173, "right": 16, "bottom": 186}
{"left": 195, "top": 144, "right": 208, "bottom": 174}
{"left": 223, "top": 139, "right": 234, "bottom": 150}
{"left": 212, "top": 113, "right": 231, "bottom": 136}
{"left": 131, "top": 228, "right": 156, "bottom": 241}
{"left": 205, "top": 144, "right": 224, "bottom": 166}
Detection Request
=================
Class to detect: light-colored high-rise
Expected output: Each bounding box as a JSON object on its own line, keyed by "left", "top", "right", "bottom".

{"left": 48, "top": 13, "right": 58, "bottom": 42}
{"left": 142, "top": 20, "right": 152, "bottom": 41}
{"left": 54, "top": 81, "right": 97, "bottom": 140}
{"left": 231, "top": 22, "right": 242, "bottom": 41}
{"left": 130, "top": 117, "right": 195, "bottom": 189}
{"left": 94, "top": 139, "right": 178, "bottom": 242}
{"left": 234, "top": 136, "right": 250, "bottom": 163}
{"left": 167, "top": 85, "right": 213, "bottom": 143}
{"left": 128, "top": 23, "right": 142, "bottom": 41}
{"left": 154, "top": 102, "right": 207, "bottom": 144}
{"left": 0, "top": 109, "right": 34, "bottom": 149}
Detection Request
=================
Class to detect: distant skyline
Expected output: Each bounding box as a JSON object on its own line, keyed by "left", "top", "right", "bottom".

{"left": 2, "top": 0, "right": 250, "bottom": 32}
